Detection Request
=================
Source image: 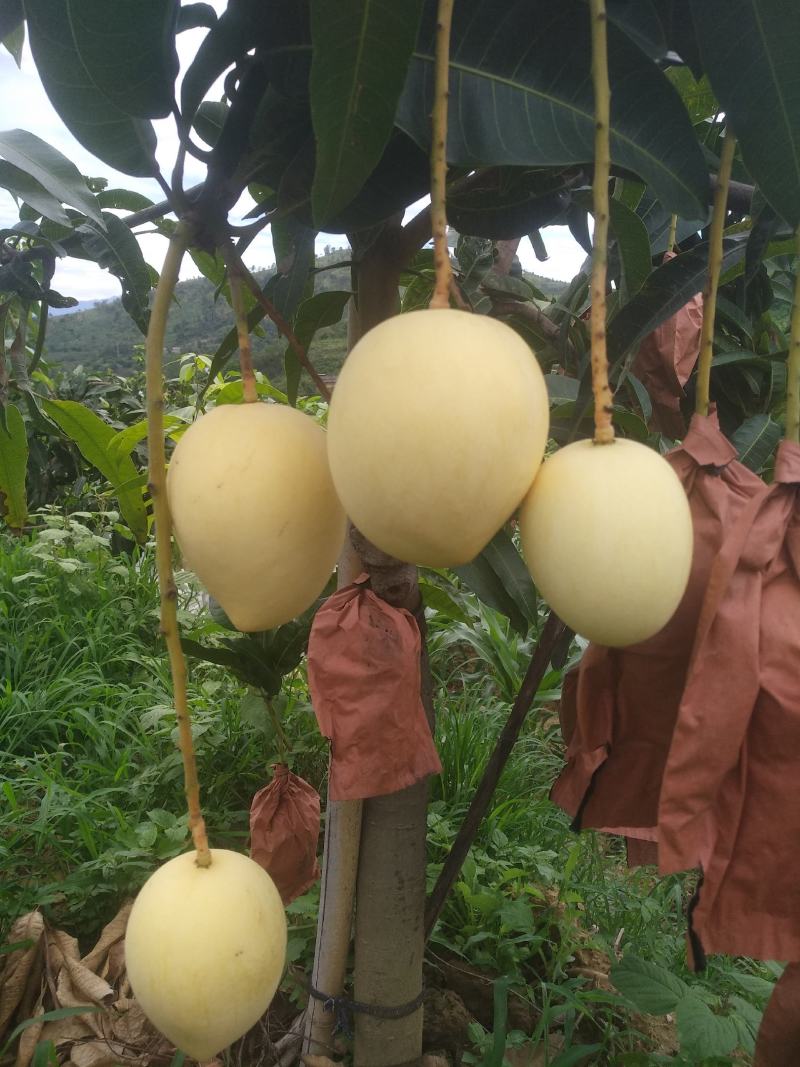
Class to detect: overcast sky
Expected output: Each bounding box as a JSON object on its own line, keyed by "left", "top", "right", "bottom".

{"left": 0, "top": 9, "right": 587, "bottom": 302}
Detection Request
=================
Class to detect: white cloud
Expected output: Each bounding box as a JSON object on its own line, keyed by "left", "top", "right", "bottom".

{"left": 0, "top": 14, "right": 586, "bottom": 303}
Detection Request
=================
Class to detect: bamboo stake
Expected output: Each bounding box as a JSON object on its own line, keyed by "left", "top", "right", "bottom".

{"left": 146, "top": 225, "right": 211, "bottom": 867}
{"left": 428, "top": 0, "right": 455, "bottom": 310}
{"left": 589, "top": 0, "right": 614, "bottom": 445}
{"left": 224, "top": 246, "right": 258, "bottom": 404}
{"left": 786, "top": 229, "right": 800, "bottom": 444}
{"left": 696, "top": 132, "right": 737, "bottom": 417}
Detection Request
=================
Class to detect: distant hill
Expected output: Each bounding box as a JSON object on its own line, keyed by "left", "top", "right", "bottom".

{"left": 44, "top": 249, "right": 566, "bottom": 390}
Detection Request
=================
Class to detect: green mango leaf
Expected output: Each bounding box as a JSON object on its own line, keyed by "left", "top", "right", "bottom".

{"left": 397, "top": 0, "right": 709, "bottom": 218}
{"left": 194, "top": 100, "right": 228, "bottom": 147}
{"left": 41, "top": 399, "right": 148, "bottom": 543}
{"left": 692, "top": 0, "right": 800, "bottom": 227}
{"left": 0, "top": 160, "right": 72, "bottom": 227}
{"left": 0, "top": 403, "right": 28, "bottom": 530}
{"left": 309, "top": 0, "right": 425, "bottom": 224}
{"left": 3, "top": 19, "right": 24, "bottom": 67}
{"left": 418, "top": 580, "right": 470, "bottom": 624}
{"left": 177, "top": 2, "right": 216, "bottom": 32}
{"left": 0, "top": 129, "right": 104, "bottom": 223}
{"left": 454, "top": 528, "right": 537, "bottom": 634}
{"left": 95, "top": 188, "right": 155, "bottom": 213}
{"left": 269, "top": 216, "right": 317, "bottom": 320}
{"left": 180, "top": 0, "right": 256, "bottom": 123}
{"left": 77, "top": 213, "right": 152, "bottom": 333}
{"left": 35, "top": 1, "right": 178, "bottom": 119}
{"left": 607, "top": 236, "right": 747, "bottom": 362}
{"left": 666, "top": 67, "right": 717, "bottom": 124}
{"left": 25, "top": 3, "right": 158, "bottom": 176}
{"left": 675, "top": 994, "right": 739, "bottom": 1061}
{"left": 731, "top": 414, "right": 782, "bottom": 473}
{"left": 610, "top": 198, "right": 652, "bottom": 302}
{"left": 285, "top": 289, "right": 351, "bottom": 405}
{"left": 0, "top": 0, "right": 23, "bottom": 43}
{"left": 448, "top": 168, "right": 572, "bottom": 241}
{"left": 605, "top": 0, "right": 666, "bottom": 56}
{"left": 107, "top": 415, "right": 183, "bottom": 468}
{"left": 610, "top": 955, "right": 690, "bottom": 1014}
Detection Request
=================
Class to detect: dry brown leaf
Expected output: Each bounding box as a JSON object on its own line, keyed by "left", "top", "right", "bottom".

{"left": 81, "top": 904, "right": 132, "bottom": 974}
{"left": 14, "top": 997, "right": 44, "bottom": 1067}
{"left": 50, "top": 931, "right": 114, "bottom": 1006}
{"left": 301, "top": 1055, "right": 341, "bottom": 1067}
{"left": 0, "top": 912, "right": 45, "bottom": 1034}
{"left": 40, "top": 1013, "right": 94, "bottom": 1048}
{"left": 421, "top": 1055, "right": 450, "bottom": 1067}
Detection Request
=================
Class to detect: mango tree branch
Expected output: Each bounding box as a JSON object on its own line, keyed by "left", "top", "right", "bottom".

{"left": 424, "top": 612, "right": 569, "bottom": 940}
{"left": 428, "top": 0, "right": 455, "bottom": 309}
{"left": 226, "top": 246, "right": 332, "bottom": 403}
{"left": 146, "top": 223, "right": 211, "bottom": 868}
{"left": 695, "top": 131, "right": 737, "bottom": 418}
{"left": 785, "top": 229, "right": 800, "bottom": 444}
{"left": 589, "top": 0, "right": 614, "bottom": 445}
{"left": 224, "top": 245, "right": 258, "bottom": 403}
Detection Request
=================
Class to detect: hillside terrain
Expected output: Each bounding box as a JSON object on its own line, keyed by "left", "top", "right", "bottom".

{"left": 45, "top": 249, "right": 566, "bottom": 390}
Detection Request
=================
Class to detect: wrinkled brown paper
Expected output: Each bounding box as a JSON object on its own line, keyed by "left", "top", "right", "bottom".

{"left": 307, "top": 575, "right": 441, "bottom": 801}
{"left": 633, "top": 251, "right": 704, "bottom": 438}
{"left": 551, "top": 413, "right": 764, "bottom": 840}
{"left": 250, "top": 764, "right": 321, "bottom": 904}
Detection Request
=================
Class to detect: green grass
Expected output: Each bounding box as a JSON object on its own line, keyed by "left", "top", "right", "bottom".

{"left": 0, "top": 515, "right": 776, "bottom": 1064}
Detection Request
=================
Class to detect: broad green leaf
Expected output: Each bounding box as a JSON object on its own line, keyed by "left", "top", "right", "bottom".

{"left": 177, "top": 4, "right": 216, "bottom": 32}
{"left": 77, "top": 213, "right": 152, "bottom": 333}
{"left": 180, "top": 1, "right": 256, "bottom": 123}
{"left": 666, "top": 68, "right": 717, "bottom": 123}
{"left": 194, "top": 100, "right": 228, "bottom": 148}
{"left": 95, "top": 188, "right": 154, "bottom": 213}
{"left": 0, "top": 129, "right": 103, "bottom": 223}
{"left": 25, "top": 3, "right": 158, "bottom": 176}
{"left": 609, "top": 198, "right": 652, "bottom": 302}
{"left": 0, "top": 403, "right": 28, "bottom": 530}
{"left": 454, "top": 529, "right": 536, "bottom": 635}
{"left": 731, "top": 414, "right": 782, "bottom": 472}
{"left": 37, "top": 1, "right": 178, "bottom": 119}
{"left": 545, "top": 374, "right": 580, "bottom": 402}
{"left": 309, "top": 0, "right": 425, "bottom": 224}
{"left": 107, "top": 415, "right": 182, "bottom": 468}
{"left": 269, "top": 216, "right": 317, "bottom": 320}
{"left": 675, "top": 994, "right": 739, "bottom": 1060}
{"left": 610, "top": 955, "right": 689, "bottom": 1014}
{"left": 0, "top": 0, "right": 22, "bottom": 43}
{"left": 607, "top": 237, "right": 747, "bottom": 362}
{"left": 692, "top": 1, "right": 800, "bottom": 226}
{"left": 727, "top": 971, "right": 776, "bottom": 1004}
{"left": 3, "top": 18, "right": 24, "bottom": 67}
{"left": 418, "top": 580, "right": 470, "bottom": 624}
{"left": 606, "top": 0, "right": 666, "bottom": 58}
{"left": 397, "top": 0, "right": 709, "bottom": 218}
{"left": 0, "top": 160, "right": 71, "bottom": 226}
{"left": 285, "top": 289, "right": 351, "bottom": 405}
{"left": 448, "top": 168, "right": 572, "bottom": 241}
{"left": 41, "top": 399, "right": 147, "bottom": 543}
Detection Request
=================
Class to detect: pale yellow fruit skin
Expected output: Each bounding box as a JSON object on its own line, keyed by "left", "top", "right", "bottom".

{"left": 167, "top": 403, "right": 346, "bottom": 631}
{"left": 519, "top": 438, "right": 693, "bottom": 647}
{"left": 125, "top": 848, "right": 287, "bottom": 1061}
{"left": 326, "top": 309, "right": 550, "bottom": 567}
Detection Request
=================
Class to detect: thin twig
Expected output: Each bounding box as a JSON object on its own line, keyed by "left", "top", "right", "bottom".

{"left": 786, "top": 229, "right": 800, "bottom": 444}
{"left": 226, "top": 245, "right": 332, "bottom": 402}
{"left": 667, "top": 214, "right": 678, "bottom": 254}
{"left": 428, "top": 0, "right": 455, "bottom": 309}
{"left": 589, "top": 0, "right": 614, "bottom": 445}
{"left": 695, "top": 131, "right": 736, "bottom": 417}
{"left": 146, "top": 222, "right": 211, "bottom": 867}
{"left": 424, "top": 612, "right": 568, "bottom": 940}
{"left": 224, "top": 244, "right": 258, "bottom": 403}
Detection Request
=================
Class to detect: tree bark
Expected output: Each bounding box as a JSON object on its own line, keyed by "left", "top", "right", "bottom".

{"left": 347, "top": 222, "right": 432, "bottom": 1067}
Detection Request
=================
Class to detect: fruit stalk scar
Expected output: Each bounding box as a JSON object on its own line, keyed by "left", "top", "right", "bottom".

{"left": 225, "top": 245, "right": 258, "bottom": 404}
{"left": 785, "top": 229, "right": 800, "bottom": 444}
{"left": 146, "top": 223, "right": 211, "bottom": 868}
{"left": 589, "top": 0, "right": 614, "bottom": 445}
{"left": 696, "top": 130, "right": 737, "bottom": 418}
{"left": 429, "top": 0, "right": 455, "bottom": 311}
